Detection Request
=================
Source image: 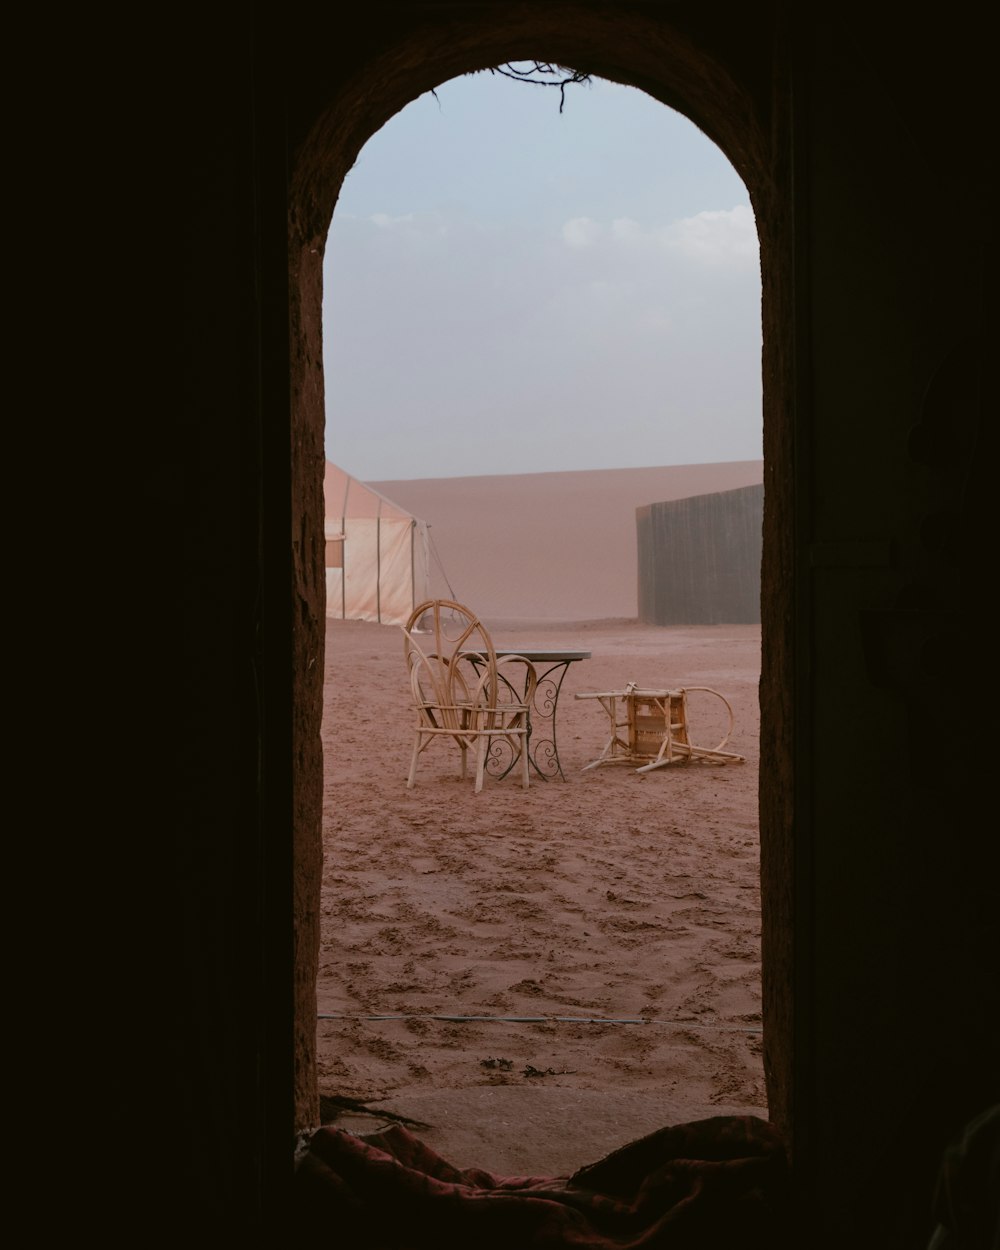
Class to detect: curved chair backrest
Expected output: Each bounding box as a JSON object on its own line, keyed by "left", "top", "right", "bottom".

{"left": 680, "top": 687, "right": 736, "bottom": 753}
{"left": 402, "top": 599, "right": 539, "bottom": 790}
{"left": 403, "top": 599, "right": 499, "bottom": 730}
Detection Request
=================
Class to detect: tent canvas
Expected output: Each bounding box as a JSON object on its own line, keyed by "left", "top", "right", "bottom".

{"left": 324, "top": 462, "right": 431, "bottom": 625}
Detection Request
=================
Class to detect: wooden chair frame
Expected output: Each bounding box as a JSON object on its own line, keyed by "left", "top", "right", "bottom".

{"left": 577, "top": 683, "right": 745, "bottom": 773}
{"left": 402, "top": 599, "right": 538, "bottom": 792}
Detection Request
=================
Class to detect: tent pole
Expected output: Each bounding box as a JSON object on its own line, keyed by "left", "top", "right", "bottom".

{"left": 376, "top": 510, "right": 382, "bottom": 623}
{"left": 340, "top": 512, "right": 346, "bottom": 620}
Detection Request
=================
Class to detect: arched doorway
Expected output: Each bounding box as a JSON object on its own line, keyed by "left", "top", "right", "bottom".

{"left": 316, "top": 67, "right": 769, "bottom": 1159}
{"left": 287, "top": 2, "right": 794, "bottom": 1153}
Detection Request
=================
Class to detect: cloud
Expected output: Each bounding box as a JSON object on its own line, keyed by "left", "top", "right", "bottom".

{"left": 611, "top": 217, "right": 642, "bottom": 242}
{"left": 562, "top": 216, "right": 602, "bottom": 248}
{"left": 363, "top": 210, "right": 453, "bottom": 242}
{"left": 370, "top": 211, "right": 414, "bottom": 228}
{"left": 662, "top": 205, "right": 757, "bottom": 266}
{"left": 561, "top": 204, "right": 757, "bottom": 270}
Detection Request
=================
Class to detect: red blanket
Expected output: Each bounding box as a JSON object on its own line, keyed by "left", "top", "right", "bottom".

{"left": 295, "top": 1114, "right": 787, "bottom": 1247}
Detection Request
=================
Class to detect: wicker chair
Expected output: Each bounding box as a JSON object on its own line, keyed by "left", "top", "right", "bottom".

{"left": 576, "top": 683, "right": 745, "bottom": 773}
{"left": 402, "top": 599, "right": 537, "bottom": 792}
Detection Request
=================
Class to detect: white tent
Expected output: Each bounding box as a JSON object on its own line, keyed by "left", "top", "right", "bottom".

{"left": 324, "top": 462, "right": 431, "bottom": 625}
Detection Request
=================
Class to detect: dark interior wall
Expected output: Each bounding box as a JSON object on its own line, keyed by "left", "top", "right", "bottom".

{"left": 795, "top": 10, "right": 995, "bottom": 1242}
{"left": 164, "top": 2, "right": 996, "bottom": 1244}
{"left": 637, "top": 484, "right": 764, "bottom": 624}
{"left": 168, "top": 18, "right": 297, "bottom": 1231}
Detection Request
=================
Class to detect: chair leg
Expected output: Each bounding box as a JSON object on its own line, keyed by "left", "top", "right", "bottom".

{"left": 520, "top": 727, "right": 530, "bottom": 789}
{"left": 407, "top": 733, "right": 422, "bottom": 788}
{"left": 474, "top": 737, "right": 487, "bottom": 793}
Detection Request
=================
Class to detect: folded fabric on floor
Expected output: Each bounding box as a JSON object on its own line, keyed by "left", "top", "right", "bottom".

{"left": 294, "top": 1114, "right": 787, "bottom": 1247}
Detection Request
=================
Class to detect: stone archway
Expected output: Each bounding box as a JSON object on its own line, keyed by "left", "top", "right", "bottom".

{"left": 287, "top": 2, "right": 795, "bottom": 1150}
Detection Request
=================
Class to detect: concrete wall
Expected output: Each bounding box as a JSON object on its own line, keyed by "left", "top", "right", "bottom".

{"left": 638, "top": 484, "right": 763, "bottom": 624}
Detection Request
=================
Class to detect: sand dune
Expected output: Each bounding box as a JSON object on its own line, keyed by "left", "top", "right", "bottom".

{"left": 372, "top": 460, "right": 763, "bottom": 623}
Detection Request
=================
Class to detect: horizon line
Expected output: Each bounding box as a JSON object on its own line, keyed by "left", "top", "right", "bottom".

{"left": 355, "top": 457, "right": 764, "bottom": 485}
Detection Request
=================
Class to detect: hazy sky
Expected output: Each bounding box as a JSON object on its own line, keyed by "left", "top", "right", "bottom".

{"left": 323, "top": 70, "right": 762, "bottom": 481}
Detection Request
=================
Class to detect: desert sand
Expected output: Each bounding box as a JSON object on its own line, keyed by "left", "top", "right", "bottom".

{"left": 318, "top": 616, "right": 764, "bottom": 1173}
{"left": 317, "top": 462, "right": 765, "bottom": 1175}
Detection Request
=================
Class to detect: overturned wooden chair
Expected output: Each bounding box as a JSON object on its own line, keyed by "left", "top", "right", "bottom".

{"left": 576, "top": 682, "right": 745, "bottom": 773}
{"left": 402, "top": 599, "right": 537, "bottom": 792}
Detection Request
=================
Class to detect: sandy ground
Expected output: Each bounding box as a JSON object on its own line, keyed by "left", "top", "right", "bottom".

{"left": 317, "top": 614, "right": 765, "bottom": 1172}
